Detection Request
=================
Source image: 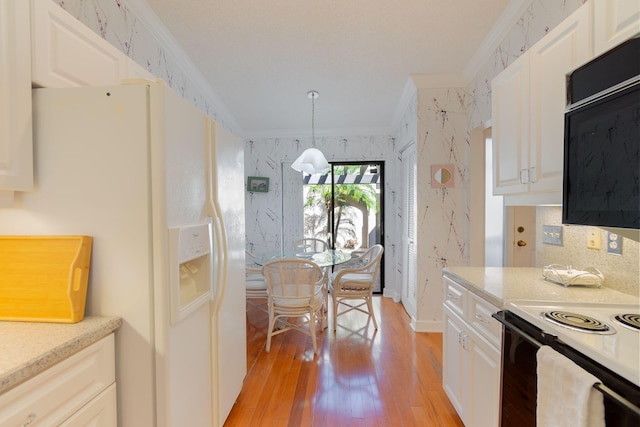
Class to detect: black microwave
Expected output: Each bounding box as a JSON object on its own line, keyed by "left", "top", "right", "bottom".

{"left": 563, "top": 37, "right": 640, "bottom": 230}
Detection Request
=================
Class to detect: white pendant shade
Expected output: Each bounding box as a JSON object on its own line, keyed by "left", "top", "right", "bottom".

{"left": 291, "top": 148, "right": 330, "bottom": 175}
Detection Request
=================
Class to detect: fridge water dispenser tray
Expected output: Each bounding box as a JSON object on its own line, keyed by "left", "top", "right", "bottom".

{"left": 169, "top": 223, "right": 212, "bottom": 324}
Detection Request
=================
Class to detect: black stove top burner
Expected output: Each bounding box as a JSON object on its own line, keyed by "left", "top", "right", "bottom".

{"left": 612, "top": 313, "right": 640, "bottom": 331}
{"left": 542, "top": 310, "right": 615, "bottom": 334}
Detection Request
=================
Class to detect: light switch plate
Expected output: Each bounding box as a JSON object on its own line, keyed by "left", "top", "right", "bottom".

{"left": 587, "top": 227, "right": 602, "bottom": 249}
{"left": 542, "top": 225, "right": 563, "bottom": 245}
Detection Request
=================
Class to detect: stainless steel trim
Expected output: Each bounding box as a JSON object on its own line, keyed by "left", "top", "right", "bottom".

{"left": 594, "top": 383, "right": 640, "bottom": 417}
{"left": 566, "top": 76, "right": 640, "bottom": 111}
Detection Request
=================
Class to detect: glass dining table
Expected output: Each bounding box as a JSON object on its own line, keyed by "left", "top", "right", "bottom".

{"left": 252, "top": 249, "right": 353, "bottom": 329}
{"left": 252, "top": 249, "right": 352, "bottom": 268}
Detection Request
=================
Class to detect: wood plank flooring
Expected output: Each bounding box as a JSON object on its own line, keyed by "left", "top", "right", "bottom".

{"left": 224, "top": 296, "right": 464, "bottom": 427}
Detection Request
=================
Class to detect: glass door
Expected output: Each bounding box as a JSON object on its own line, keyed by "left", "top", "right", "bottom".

{"left": 302, "top": 162, "right": 384, "bottom": 292}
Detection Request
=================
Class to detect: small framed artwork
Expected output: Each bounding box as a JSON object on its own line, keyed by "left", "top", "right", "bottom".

{"left": 431, "top": 164, "right": 454, "bottom": 188}
{"left": 247, "top": 176, "right": 269, "bottom": 193}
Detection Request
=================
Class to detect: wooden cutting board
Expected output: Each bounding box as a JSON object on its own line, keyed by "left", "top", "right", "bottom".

{"left": 0, "top": 236, "right": 92, "bottom": 323}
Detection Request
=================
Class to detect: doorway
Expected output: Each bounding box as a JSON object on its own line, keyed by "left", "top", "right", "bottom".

{"left": 302, "top": 162, "right": 384, "bottom": 292}
{"left": 506, "top": 206, "right": 536, "bottom": 267}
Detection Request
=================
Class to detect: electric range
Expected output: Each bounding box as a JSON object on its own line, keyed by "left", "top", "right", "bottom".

{"left": 505, "top": 300, "right": 640, "bottom": 387}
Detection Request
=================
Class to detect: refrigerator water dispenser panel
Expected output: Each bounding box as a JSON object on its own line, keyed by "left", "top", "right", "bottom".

{"left": 169, "top": 223, "right": 212, "bottom": 325}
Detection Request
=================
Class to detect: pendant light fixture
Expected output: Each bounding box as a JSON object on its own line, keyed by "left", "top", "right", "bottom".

{"left": 291, "top": 91, "right": 330, "bottom": 175}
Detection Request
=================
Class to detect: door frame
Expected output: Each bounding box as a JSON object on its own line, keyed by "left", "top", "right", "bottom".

{"left": 327, "top": 161, "right": 385, "bottom": 293}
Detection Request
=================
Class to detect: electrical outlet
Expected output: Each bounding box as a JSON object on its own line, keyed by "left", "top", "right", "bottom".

{"left": 542, "top": 225, "right": 563, "bottom": 245}
{"left": 587, "top": 227, "right": 601, "bottom": 249}
{"left": 607, "top": 232, "right": 622, "bottom": 255}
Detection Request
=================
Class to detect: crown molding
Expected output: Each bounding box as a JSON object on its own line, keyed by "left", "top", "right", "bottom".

{"left": 463, "top": 0, "right": 534, "bottom": 82}
{"left": 389, "top": 77, "right": 418, "bottom": 133}
{"left": 389, "top": 73, "right": 466, "bottom": 133}
{"left": 125, "top": 0, "right": 242, "bottom": 133}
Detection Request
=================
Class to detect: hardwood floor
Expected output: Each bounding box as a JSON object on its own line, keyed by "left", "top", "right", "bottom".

{"left": 224, "top": 296, "right": 464, "bottom": 427}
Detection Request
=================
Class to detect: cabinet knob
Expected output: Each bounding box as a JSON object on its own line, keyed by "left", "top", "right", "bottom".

{"left": 446, "top": 292, "right": 459, "bottom": 300}
{"left": 475, "top": 314, "right": 490, "bottom": 324}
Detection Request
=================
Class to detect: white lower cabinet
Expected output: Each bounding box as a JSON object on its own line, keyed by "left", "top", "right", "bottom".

{"left": 443, "top": 276, "right": 501, "bottom": 427}
{"left": 60, "top": 384, "right": 117, "bottom": 427}
{"left": 0, "top": 334, "right": 116, "bottom": 427}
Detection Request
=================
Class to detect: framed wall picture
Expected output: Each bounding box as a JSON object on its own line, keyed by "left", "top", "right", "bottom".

{"left": 247, "top": 176, "right": 269, "bottom": 193}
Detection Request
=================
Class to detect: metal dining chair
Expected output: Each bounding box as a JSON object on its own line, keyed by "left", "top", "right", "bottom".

{"left": 262, "top": 258, "right": 325, "bottom": 354}
{"left": 329, "top": 244, "right": 384, "bottom": 332}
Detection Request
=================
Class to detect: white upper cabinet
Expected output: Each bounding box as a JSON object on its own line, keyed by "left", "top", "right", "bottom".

{"left": 492, "top": 4, "right": 592, "bottom": 203}
{"left": 31, "top": 0, "right": 127, "bottom": 87}
{"left": 528, "top": 4, "right": 592, "bottom": 194}
{"left": 31, "top": 0, "right": 154, "bottom": 88}
{"left": 0, "top": 0, "right": 34, "bottom": 192}
{"left": 492, "top": 53, "right": 529, "bottom": 195}
{"left": 593, "top": 0, "right": 640, "bottom": 56}
{"left": 0, "top": 0, "right": 155, "bottom": 195}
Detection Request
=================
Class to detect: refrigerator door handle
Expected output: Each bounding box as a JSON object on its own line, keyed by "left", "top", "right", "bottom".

{"left": 210, "top": 200, "right": 228, "bottom": 305}
{"left": 205, "top": 118, "right": 228, "bottom": 308}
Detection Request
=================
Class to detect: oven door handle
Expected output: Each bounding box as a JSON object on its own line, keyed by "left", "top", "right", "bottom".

{"left": 593, "top": 383, "right": 640, "bottom": 417}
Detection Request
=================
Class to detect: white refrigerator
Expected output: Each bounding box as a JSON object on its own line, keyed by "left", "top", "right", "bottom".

{"left": 0, "top": 81, "right": 246, "bottom": 426}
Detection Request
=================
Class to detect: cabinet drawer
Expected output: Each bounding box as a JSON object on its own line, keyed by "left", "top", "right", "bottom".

{"left": 468, "top": 293, "right": 502, "bottom": 347}
{"left": 60, "top": 383, "right": 117, "bottom": 426}
{"left": 443, "top": 276, "right": 467, "bottom": 317}
{"left": 0, "top": 334, "right": 115, "bottom": 426}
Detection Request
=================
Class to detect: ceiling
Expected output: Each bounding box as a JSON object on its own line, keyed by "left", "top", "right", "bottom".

{"left": 143, "top": 0, "right": 513, "bottom": 136}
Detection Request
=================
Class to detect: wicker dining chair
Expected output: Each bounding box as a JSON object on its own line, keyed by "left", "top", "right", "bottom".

{"left": 329, "top": 244, "right": 384, "bottom": 332}
{"left": 262, "top": 258, "right": 325, "bottom": 353}
{"left": 245, "top": 250, "right": 268, "bottom": 312}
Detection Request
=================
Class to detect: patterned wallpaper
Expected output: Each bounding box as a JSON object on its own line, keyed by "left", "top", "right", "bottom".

{"left": 413, "top": 87, "right": 470, "bottom": 327}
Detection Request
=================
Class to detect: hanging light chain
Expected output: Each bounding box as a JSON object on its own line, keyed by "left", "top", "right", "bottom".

{"left": 312, "top": 94, "right": 315, "bottom": 144}
{"left": 308, "top": 90, "right": 319, "bottom": 145}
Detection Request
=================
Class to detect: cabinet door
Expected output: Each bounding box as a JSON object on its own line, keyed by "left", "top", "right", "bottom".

{"left": 30, "top": 0, "right": 127, "bottom": 87}
{"left": 0, "top": 0, "right": 33, "bottom": 191}
{"left": 529, "top": 4, "right": 591, "bottom": 194}
{"left": 492, "top": 53, "right": 529, "bottom": 195}
{"left": 0, "top": 335, "right": 115, "bottom": 426}
{"left": 593, "top": 0, "right": 640, "bottom": 56}
{"left": 442, "top": 308, "right": 467, "bottom": 424}
{"left": 60, "top": 383, "right": 117, "bottom": 427}
{"left": 468, "top": 329, "right": 501, "bottom": 427}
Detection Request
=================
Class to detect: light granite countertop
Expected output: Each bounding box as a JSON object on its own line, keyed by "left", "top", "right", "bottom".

{"left": 443, "top": 266, "right": 638, "bottom": 309}
{"left": 0, "top": 316, "right": 121, "bottom": 394}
